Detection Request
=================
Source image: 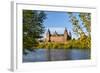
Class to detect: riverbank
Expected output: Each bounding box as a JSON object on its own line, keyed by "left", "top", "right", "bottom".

{"left": 35, "top": 39, "right": 90, "bottom": 49}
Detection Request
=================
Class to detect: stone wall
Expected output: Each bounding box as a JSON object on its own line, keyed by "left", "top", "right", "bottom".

{"left": 50, "top": 36, "right": 65, "bottom": 42}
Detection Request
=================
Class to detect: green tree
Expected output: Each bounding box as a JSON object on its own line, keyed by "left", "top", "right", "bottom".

{"left": 68, "top": 12, "right": 91, "bottom": 49}
{"left": 68, "top": 12, "right": 91, "bottom": 38}
{"left": 23, "top": 10, "right": 46, "bottom": 51}
{"left": 79, "top": 13, "right": 91, "bottom": 36}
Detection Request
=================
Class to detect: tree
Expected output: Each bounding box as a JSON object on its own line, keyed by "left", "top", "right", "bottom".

{"left": 79, "top": 13, "right": 91, "bottom": 36}
{"left": 68, "top": 12, "right": 91, "bottom": 38}
{"left": 67, "top": 12, "right": 91, "bottom": 49}
{"left": 23, "top": 10, "right": 46, "bottom": 51}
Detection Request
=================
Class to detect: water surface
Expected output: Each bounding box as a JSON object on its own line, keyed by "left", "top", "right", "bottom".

{"left": 23, "top": 48, "right": 90, "bottom": 62}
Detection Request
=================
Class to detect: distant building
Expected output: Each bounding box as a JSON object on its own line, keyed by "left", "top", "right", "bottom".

{"left": 45, "top": 28, "right": 71, "bottom": 42}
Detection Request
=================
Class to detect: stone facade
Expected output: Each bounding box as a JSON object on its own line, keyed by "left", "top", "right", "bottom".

{"left": 45, "top": 28, "right": 71, "bottom": 42}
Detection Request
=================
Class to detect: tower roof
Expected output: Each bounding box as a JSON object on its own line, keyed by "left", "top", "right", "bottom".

{"left": 69, "top": 31, "right": 71, "bottom": 36}
{"left": 47, "top": 29, "right": 51, "bottom": 35}
{"left": 54, "top": 31, "right": 58, "bottom": 36}
{"left": 64, "top": 27, "right": 68, "bottom": 33}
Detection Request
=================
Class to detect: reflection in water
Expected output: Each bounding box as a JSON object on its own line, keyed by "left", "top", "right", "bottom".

{"left": 23, "top": 48, "right": 90, "bottom": 62}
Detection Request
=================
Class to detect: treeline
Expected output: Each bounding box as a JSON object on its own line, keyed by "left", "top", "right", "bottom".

{"left": 35, "top": 35, "right": 91, "bottom": 49}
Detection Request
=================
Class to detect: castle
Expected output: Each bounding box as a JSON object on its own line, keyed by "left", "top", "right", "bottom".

{"left": 45, "top": 28, "right": 71, "bottom": 42}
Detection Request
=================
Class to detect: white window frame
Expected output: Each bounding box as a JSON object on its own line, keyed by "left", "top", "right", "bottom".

{"left": 11, "top": 1, "right": 97, "bottom": 71}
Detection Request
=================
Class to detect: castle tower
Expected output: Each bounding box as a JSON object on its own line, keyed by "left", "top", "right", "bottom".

{"left": 64, "top": 27, "right": 68, "bottom": 41}
{"left": 69, "top": 31, "right": 71, "bottom": 36}
{"left": 46, "top": 29, "right": 51, "bottom": 42}
{"left": 54, "top": 31, "right": 58, "bottom": 36}
{"left": 68, "top": 31, "right": 71, "bottom": 40}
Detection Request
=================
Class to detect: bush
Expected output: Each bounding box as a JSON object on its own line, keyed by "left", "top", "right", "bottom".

{"left": 35, "top": 36, "right": 91, "bottom": 49}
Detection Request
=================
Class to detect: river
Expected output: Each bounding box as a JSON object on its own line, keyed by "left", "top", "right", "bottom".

{"left": 23, "top": 48, "right": 90, "bottom": 62}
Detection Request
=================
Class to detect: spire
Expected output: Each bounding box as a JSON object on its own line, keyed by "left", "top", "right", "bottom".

{"left": 69, "top": 31, "right": 71, "bottom": 37}
{"left": 47, "top": 29, "right": 51, "bottom": 35}
{"left": 54, "top": 31, "right": 58, "bottom": 35}
{"left": 64, "top": 27, "right": 68, "bottom": 33}
{"left": 48, "top": 29, "right": 50, "bottom": 33}
{"left": 68, "top": 31, "right": 71, "bottom": 39}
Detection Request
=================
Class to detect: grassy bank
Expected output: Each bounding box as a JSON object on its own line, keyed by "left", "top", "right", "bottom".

{"left": 35, "top": 38, "right": 90, "bottom": 49}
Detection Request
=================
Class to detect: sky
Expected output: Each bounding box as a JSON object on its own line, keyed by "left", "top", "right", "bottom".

{"left": 43, "top": 11, "right": 88, "bottom": 39}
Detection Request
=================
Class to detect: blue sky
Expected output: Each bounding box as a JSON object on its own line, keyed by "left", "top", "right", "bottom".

{"left": 43, "top": 11, "right": 87, "bottom": 39}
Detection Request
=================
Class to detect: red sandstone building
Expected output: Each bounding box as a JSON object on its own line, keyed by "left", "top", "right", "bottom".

{"left": 46, "top": 28, "right": 71, "bottom": 42}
